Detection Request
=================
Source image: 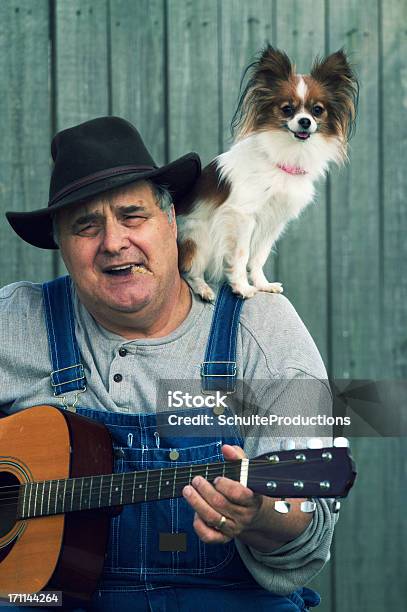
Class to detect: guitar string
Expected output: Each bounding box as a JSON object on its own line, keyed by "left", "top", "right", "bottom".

{"left": 0, "top": 457, "right": 328, "bottom": 491}
{"left": 0, "top": 474, "right": 332, "bottom": 514}
{"left": 0, "top": 455, "right": 331, "bottom": 494}
{"left": 0, "top": 470, "right": 335, "bottom": 511}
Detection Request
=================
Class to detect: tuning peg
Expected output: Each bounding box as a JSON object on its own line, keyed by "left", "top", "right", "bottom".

{"left": 274, "top": 500, "right": 291, "bottom": 514}
{"left": 280, "top": 439, "right": 295, "bottom": 451}
{"left": 301, "top": 500, "right": 316, "bottom": 513}
{"left": 332, "top": 499, "right": 341, "bottom": 513}
{"left": 306, "top": 438, "right": 323, "bottom": 449}
{"left": 333, "top": 437, "right": 350, "bottom": 448}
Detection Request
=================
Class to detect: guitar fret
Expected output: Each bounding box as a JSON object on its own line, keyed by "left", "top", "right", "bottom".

{"left": 47, "top": 481, "right": 52, "bottom": 515}
{"left": 62, "top": 479, "right": 67, "bottom": 512}
{"left": 40, "top": 481, "right": 45, "bottom": 516}
{"left": 70, "top": 479, "right": 75, "bottom": 511}
{"left": 98, "top": 475, "right": 103, "bottom": 508}
{"left": 109, "top": 475, "right": 113, "bottom": 506}
{"left": 54, "top": 480, "right": 60, "bottom": 514}
{"left": 205, "top": 464, "right": 209, "bottom": 480}
{"left": 34, "top": 482, "right": 39, "bottom": 517}
{"left": 28, "top": 482, "right": 33, "bottom": 518}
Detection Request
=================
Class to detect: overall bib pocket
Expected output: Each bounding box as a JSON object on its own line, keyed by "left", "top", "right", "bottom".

{"left": 103, "top": 439, "right": 235, "bottom": 577}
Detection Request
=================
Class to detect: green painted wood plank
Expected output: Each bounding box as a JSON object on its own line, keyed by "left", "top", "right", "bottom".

{"left": 54, "top": 0, "right": 110, "bottom": 274}
{"left": 377, "top": 2, "right": 407, "bottom": 607}
{"left": 382, "top": 0, "right": 407, "bottom": 379}
{"left": 329, "top": 2, "right": 380, "bottom": 380}
{"left": 275, "top": 0, "right": 329, "bottom": 366}
{"left": 55, "top": 0, "right": 109, "bottom": 130}
{"left": 0, "top": 0, "right": 54, "bottom": 286}
{"left": 167, "top": 0, "right": 219, "bottom": 167}
{"left": 110, "top": 0, "right": 166, "bottom": 166}
{"left": 220, "top": 0, "right": 273, "bottom": 151}
{"left": 327, "top": 3, "right": 407, "bottom": 611}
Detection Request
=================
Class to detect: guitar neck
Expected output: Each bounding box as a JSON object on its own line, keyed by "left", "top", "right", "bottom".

{"left": 18, "top": 460, "right": 242, "bottom": 520}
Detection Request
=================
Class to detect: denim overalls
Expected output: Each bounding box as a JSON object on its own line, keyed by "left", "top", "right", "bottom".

{"left": 40, "top": 276, "right": 321, "bottom": 611}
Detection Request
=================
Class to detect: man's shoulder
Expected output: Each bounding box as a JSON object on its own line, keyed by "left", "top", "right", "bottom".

{"left": 239, "top": 291, "right": 307, "bottom": 337}
{"left": 0, "top": 280, "right": 43, "bottom": 311}
{"left": 239, "top": 291, "right": 327, "bottom": 377}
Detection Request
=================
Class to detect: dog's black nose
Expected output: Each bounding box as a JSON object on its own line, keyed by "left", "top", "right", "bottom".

{"left": 298, "top": 117, "right": 311, "bottom": 129}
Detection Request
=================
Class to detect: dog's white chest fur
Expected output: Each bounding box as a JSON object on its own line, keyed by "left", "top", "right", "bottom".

{"left": 177, "top": 130, "right": 341, "bottom": 301}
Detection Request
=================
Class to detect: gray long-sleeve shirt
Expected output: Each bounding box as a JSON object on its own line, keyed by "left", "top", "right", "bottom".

{"left": 0, "top": 279, "right": 338, "bottom": 596}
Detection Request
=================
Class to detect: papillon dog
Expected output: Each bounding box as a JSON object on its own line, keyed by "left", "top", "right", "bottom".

{"left": 176, "top": 46, "right": 358, "bottom": 300}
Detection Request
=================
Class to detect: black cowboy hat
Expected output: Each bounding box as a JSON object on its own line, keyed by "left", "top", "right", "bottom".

{"left": 6, "top": 116, "right": 201, "bottom": 249}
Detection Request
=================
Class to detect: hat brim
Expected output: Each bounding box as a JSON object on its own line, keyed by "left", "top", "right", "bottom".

{"left": 6, "top": 153, "right": 201, "bottom": 249}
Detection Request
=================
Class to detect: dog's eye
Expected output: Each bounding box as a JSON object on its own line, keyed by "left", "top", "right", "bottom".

{"left": 312, "top": 105, "right": 324, "bottom": 117}
{"left": 281, "top": 105, "right": 294, "bottom": 117}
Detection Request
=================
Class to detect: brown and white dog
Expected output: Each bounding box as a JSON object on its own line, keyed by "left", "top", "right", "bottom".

{"left": 176, "top": 46, "right": 358, "bottom": 300}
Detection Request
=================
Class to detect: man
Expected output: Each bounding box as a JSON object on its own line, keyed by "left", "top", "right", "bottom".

{"left": 1, "top": 117, "right": 336, "bottom": 611}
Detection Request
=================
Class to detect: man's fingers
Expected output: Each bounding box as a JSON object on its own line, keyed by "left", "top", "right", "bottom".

{"left": 183, "top": 479, "right": 232, "bottom": 525}
{"left": 213, "top": 476, "right": 257, "bottom": 507}
{"left": 221, "top": 444, "right": 247, "bottom": 461}
{"left": 193, "top": 513, "right": 232, "bottom": 544}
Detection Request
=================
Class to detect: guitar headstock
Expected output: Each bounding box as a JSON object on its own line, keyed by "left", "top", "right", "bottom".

{"left": 247, "top": 439, "right": 356, "bottom": 510}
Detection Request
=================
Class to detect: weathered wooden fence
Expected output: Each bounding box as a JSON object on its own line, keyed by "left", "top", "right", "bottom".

{"left": 0, "top": 1, "right": 406, "bottom": 610}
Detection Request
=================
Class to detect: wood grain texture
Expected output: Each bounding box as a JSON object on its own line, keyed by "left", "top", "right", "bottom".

{"left": 382, "top": 0, "right": 407, "bottom": 380}
{"left": 110, "top": 0, "right": 166, "bottom": 166}
{"left": 167, "top": 0, "right": 219, "bottom": 167}
{"left": 328, "top": 3, "right": 406, "bottom": 611}
{"left": 275, "top": 0, "right": 329, "bottom": 365}
{"left": 329, "top": 0, "right": 381, "bottom": 380}
{"left": 0, "top": 0, "right": 54, "bottom": 286}
{"left": 54, "top": 0, "right": 110, "bottom": 275}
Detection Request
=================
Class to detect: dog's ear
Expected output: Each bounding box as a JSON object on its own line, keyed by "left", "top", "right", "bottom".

{"left": 312, "top": 49, "right": 359, "bottom": 140}
{"left": 311, "top": 49, "right": 356, "bottom": 88}
{"left": 256, "top": 45, "right": 293, "bottom": 84}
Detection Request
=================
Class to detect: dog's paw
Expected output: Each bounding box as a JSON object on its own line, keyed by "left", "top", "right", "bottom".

{"left": 199, "top": 285, "right": 216, "bottom": 302}
{"left": 230, "top": 282, "right": 258, "bottom": 299}
{"left": 184, "top": 275, "right": 215, "bottom": 302}
{"left": 255, "top": 282, "right": 284, "bottom": 294}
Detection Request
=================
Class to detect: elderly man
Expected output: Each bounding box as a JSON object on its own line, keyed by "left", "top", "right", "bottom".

{"left": 1, "top": 117, "right": 336, "bottom": 611}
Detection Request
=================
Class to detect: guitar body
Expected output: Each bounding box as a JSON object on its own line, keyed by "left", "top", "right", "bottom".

{"left": 0, "top": 405, "right": 114, "bottom": 601}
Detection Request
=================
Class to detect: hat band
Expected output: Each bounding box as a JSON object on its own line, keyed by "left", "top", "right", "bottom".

{"left": 49, "top": 164, "right": 157, "bottom": 207}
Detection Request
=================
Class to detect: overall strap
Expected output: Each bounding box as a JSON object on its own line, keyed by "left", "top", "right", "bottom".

{"left": 42, "top": 275, "right": 86, "bottom": 397}
{"left": 201, "top": 284, "right": 244, "bottom": 394}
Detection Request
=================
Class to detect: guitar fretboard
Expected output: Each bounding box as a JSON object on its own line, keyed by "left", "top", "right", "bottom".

{"left": 17, "top": 460, "right": 242, "bottom": 520}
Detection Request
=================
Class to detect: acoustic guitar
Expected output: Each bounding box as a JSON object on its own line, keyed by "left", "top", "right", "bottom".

{"left": 0, "top": 405, "right": 356, "bottom": 602}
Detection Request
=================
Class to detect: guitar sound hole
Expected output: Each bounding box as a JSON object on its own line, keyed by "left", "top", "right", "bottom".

{"left": 0, "top": 471, "right": 19, "bottom": 538}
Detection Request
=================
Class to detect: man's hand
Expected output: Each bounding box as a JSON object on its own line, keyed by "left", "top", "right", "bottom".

{"left": 182, "top": 444, "right": 263, "bottom": 544}
{"left": 182, "top": 443, "right": 314, "bottom": 551}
